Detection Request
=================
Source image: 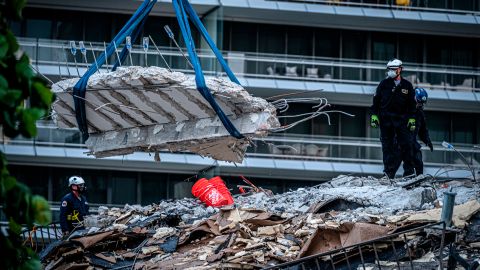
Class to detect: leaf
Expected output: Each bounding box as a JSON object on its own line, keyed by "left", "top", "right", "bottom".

{"left": 2, "top": 110, "right": 18, "bottom": 131}
{"left": 6, "top": 0, "right": 27, "bottom": 20}
{"left": 0, "top": 88, "right": 22, "bottom": 107}
{"left": 0, "top": 35, "right": 8, "bottom": 59}
{"left": 15, "top": 54, "right": 34, "bottom": 84}
{"left": 4, "top": 183, "right": 32, "bottom": 225}
{"left": 0, "top": 75, "right": 8, "bottom": 89}
{"left": 5, "top": 29, "right": 20, "bottom": 54}
{"left": 19, "top": 257, "right": 42, "bottom": 270}
{"left": 3, "top": 176, "right": 17, "bottom": 191}
{"left": 20, "top": 108, "right": 45, "bottom": 137}
{"left": 32, "top": 81, "right": 54, "bottom": 107}
{"left": 31, "top": 195, "right": 51, "bottom": 226}
{"left": 8, "top": 218, "right": 22, "bottom": 235}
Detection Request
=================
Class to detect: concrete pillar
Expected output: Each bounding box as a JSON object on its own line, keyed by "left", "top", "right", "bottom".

{"left": 200, "top": 6, "right": 223, "bottom": 74}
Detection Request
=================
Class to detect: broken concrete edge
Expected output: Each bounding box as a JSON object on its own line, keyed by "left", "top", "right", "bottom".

{"left": 51, "top": 66, "right": 278, "bottom": 134}
{"left": 51, "top": 66, "right": 280, "bottom": 163}
{"left": 85, "top": 112, "right": 275, "bottom": 163}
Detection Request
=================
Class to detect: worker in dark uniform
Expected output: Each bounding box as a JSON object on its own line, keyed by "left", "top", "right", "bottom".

{"left": 393, "top": 87, "right": 433, "bottom": 175}
{"left": 60, "top": 176, "right": 89, "bottom": 236}
{"left": 370, "top": 58, "right": 417, "bottom": 179}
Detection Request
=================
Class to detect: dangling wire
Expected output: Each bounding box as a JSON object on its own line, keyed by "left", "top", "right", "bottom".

{"left": 269, "top": 97, "right": 355, "bottom": 133}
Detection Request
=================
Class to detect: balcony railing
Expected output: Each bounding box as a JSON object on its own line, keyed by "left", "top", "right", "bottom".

{"left": 4, "top": 122, "right": 479, "bottom": 171}
{"left": 273, "top": 0, "right": 480, "bottom": 14}
{"left": 19, "top": 37, "right": 480, "bottom": 93}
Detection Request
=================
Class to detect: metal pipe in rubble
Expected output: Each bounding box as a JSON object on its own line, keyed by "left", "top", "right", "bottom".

{"left": 442, "top": 141, "right": 477, "bottom": 182}
{"left": 440, "top": 191, "right": 456, "bottom": 227}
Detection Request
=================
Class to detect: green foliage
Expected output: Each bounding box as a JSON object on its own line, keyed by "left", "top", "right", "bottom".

{"left": 0, "top": 1, "right": 55, "bottom": 269}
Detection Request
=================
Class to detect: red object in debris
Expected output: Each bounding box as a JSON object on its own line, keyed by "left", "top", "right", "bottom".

{"left": 191, "top": 178, "right": 229, "bottom": 207}
{"left": 209, "top": 176, "right": 234, "bottom": 205}
{"left": 239, "top": 187, "right": 246, "bottom": 194}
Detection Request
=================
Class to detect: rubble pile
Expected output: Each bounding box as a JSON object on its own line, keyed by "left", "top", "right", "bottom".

{"left": 40, "top": 175, "right": 480, "bottom": 269}
{"left": 51, "top": 66, "right": 280, "bottom": 162}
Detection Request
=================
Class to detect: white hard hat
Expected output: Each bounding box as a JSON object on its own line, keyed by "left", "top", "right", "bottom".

{"left": 68, "top": 176, "right": 85, "bottom": 187}
{"left": 386, "top": 58, "right": 403, "bottom": 69}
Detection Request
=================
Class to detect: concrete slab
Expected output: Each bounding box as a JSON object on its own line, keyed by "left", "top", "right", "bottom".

{"left": 35, "top": 146, "right": 66, "bottom": 157}
{"left": 420, "top": 11, "right": 449, "bottom": 22}
{"left": 392, "top": 10, "right": 421, "bottom": 20}
{"left": 305, "top": 82, "right": 334, "bottom": 92}
{"left": 448, "top": 14, "right": 477, "bottom": 24}
{"left": 64, "top": 148, "right": 91, "bottom": 158}
{"left": 303, "top": 160, "right": 334, "bottom": 171}
{"left": 363, "top": 8, "right": 392, "bottom": 18}
{"left": 53, "top": 67, "right": 281, "bottom": 163}
{"left": 4, "top": 144, "right": 35, "bottom": 156}
{"left": 275, "top": 79, "right": 306, "bottom": 90}
{"left": 332, "top": 162, "right": 362, "bottom": 173}
{"left": 360, "top": 164, "right": 384, "bottom": 175}
{"left": 475, "top": 92, "right": 480, "bottom": 102}
{"left": 185, "top": 154, "right": 215, "bottom": 165}
{"left": 334, "top": 83, "right": 364, "bottom": 94}
{"left": 159, "top": 152, "right": 188, "bottom": 164}
{"left": 277, "top": 1, "right": 306, "bottom": 12}
{"left": 305, "top": 4, "right": 335, "bottom": 14}
{"left": 220, "top": 0, "right": 249, "bottom": 8}
{"left": 247, "top": 0, "right": 276, "bottom": 10}
{"left": 427, "top": 89, "right": 449, "bottom": 99}
{"left": 189, "top": 0, "right": 218, "bottom": 6}
{"left": 446, "top": 90, "right": 476, "bottom": 101}
{"left": 334, "top": 6, "right": 364, "bottom": 16}
{"left": 273, "top": 159, "right": 305, "bottom": 170}
{"left": 362, "top": 85, "right": 377, "bottom": 95}
{"left": 246, "top": 78, "right": 277, "bottom": 89}
{"left": 245, "top": 157, "right": 275, "bottom": 168}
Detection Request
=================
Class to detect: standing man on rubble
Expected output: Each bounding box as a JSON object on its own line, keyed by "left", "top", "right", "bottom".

{"left": 393, "top": 87, "right": 433, "bottom": 176}
{"left": 60, "top": 176, "right": 90, "bottom": 236}
{"left": 370, "top": 58, "right": 417, "bottom": 179}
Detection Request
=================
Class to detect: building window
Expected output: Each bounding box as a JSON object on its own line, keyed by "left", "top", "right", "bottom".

{"left": 398, "top": 34, "right": 424, "bottom": 64}
{"left": 258, "top": 24, "right": 285, "bottom": 54}
{"left": 229, "top": 21, "right": 257, "bottom": 52}
{"left": 141, "top": 172, "right": 168, "bottom": 204}
{"left": 111, "top": 172, "right": 137, "bottom": 205}
{"left": 372, "top": 33, "right": 396, "bottom": 61}
{"left": 287, "top": 26, "right": 313, "bottom": 56}
{"left": 342, "top": 30, "right": 367, "bottom": 60}
{"left": 314, "top": 28, "right": 340, "bottom": 58}
{"left": 25, "top": 19, "right": 52, "bottom": 39}
{"left": 427, "top": 112, "right": 450, "bottom": 143}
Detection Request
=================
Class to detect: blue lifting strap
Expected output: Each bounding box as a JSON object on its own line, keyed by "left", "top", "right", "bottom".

{"left": 173, "top": 0, "right": 244, "bottom": 139}
{"left": 72, "top": 0, "right": 156, "bottom": 142}
{"left": 73, "top": 0, "right": 243, "bottom": 142}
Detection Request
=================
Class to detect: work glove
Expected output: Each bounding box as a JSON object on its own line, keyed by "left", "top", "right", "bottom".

{"left": 370, "top": 115, "right": 379, "bottom": 128}
{"left": 427, "top": 141, "right": 433, "bottom": 152}
{"left": 407, "top": 118, "right": 416, "bottom": 132}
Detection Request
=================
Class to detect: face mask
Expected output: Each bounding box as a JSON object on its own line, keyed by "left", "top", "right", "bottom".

{"left": 72, "top": 184, "right": 86, "bottom": 193}
{"left": 387, "top": 69, "right": 397, "bottom": 78}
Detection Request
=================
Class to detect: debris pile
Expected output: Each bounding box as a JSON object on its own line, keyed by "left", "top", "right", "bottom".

{"left": 40, "top": 175, "right": 480, "bottom": 269}
{"left": 51, "top": 66, "right": 280, "bottom": 162}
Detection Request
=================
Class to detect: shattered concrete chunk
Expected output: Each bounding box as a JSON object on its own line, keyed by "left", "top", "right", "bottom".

{"left": 51, "top": 66, "right": 280, "bottom": 162}
{"left": 40, "top": 175, "right": 480, "bottom": 269}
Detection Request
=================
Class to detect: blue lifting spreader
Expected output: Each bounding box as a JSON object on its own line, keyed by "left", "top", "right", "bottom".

{"left": 72, "top": 0, "right": 243, "bottom": 143}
